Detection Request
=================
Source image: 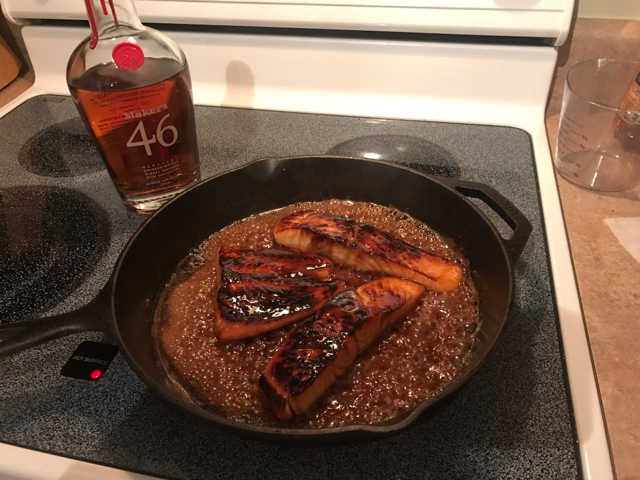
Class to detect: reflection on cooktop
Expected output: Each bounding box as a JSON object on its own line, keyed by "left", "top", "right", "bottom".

{"left": 0, "top": 187, "right": 110, "bottom": 323}
{"left": 18, "top": 118, "right": 103, "bottom": 177}
{"left": 327, "top": 134, "right": 461, "bottom": 178}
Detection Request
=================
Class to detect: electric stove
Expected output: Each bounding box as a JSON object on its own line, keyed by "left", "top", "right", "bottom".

{"left": 0, "top": 1, "right": 613, "bottom": 478}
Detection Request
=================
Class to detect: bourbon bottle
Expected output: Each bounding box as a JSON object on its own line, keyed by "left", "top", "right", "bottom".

{"left": 614, "top": 67, "right": 640, "bottom": 152}
{"left": 67, "top": 0, "right": 200, "bottom": 212}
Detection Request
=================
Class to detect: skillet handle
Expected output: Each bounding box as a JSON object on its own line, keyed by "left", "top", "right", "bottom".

{"left": 443, "top": 178, "right": 533, "bottom": 265}
{"left": 0, "top": 279, "right": 113, "bottom": 359}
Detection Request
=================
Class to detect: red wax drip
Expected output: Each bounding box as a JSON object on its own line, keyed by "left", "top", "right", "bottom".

{"left": 85, "top": 0, "right": 119, "bottom": 50}
{"left": 85, "top": 0, "right": 100, "bottom": 49}
{"left": 108, "top": 0, "right": 119, "bottom": 26}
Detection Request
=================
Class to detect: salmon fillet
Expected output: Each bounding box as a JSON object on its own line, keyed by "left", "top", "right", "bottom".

{"left": 259, "top": 277, "right": 425, "bottom": 420}
{"left": 273, "top": 211, "right": 463, "bottom": 292}
{"left": 216, "top": 245, "right": 347, "bottom": 341}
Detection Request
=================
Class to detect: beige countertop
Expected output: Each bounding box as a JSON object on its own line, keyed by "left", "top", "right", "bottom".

{"left": 545, "top": 18, "right": 640, "bottom": 480}
{"left": 547, "top": 114, "right": 640, "bottom": 480}
{"left": 0, "top": 16, "right": 638, "bottom": 479}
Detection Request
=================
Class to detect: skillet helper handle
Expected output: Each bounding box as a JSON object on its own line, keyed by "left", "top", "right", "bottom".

{"left": 0, "top": 279, "right": 113, "bottom": 358}
{"left": 446, "top": 178, "right": 533, "bottom": 264}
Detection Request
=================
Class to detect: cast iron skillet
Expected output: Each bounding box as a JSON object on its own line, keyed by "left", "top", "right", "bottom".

{"left": 0, "top": 156, "right": 532, "bottom": 442}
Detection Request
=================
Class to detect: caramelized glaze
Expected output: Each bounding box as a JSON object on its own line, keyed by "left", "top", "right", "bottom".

{"left": 154, "top": 200, "right": 479, "bottom": 428}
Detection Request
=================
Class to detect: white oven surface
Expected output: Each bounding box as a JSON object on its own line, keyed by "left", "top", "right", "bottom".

{"left": 3, "top": 0, "right": 573, "bottom": 42}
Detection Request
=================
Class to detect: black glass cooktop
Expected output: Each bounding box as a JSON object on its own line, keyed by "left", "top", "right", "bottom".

{"left": 0, "top": 186, "right": 109, "bottom": 323}
{"left": 0, "top": 96, "right": 578, "bottom": 479}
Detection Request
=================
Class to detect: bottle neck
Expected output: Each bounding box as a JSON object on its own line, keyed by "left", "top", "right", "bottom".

{"left": 84, "top": 0, "right": 143, "bottom": 49}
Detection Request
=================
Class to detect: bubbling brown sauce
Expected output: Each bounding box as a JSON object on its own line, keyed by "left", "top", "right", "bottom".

{"left": 154, "top": 200, "right": 479, "bottom": 428}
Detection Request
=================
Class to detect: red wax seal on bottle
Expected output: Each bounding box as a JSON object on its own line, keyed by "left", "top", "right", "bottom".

{"left": 112, "top": 42, "right": 145, "bottom": 71}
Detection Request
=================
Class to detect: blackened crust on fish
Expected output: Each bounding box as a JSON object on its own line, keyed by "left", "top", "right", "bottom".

{"left": 260, "top": 277, "right": 424, "bottom": 419}
{"left": 277, "top": 212, "right": 445, "bottom": 276}
{"left": 361, "top": 288, "right": 405, "bottom": 317}
{"left": 274, "top": 212, "right": 463, "bottom": 291}
{"left": 259, "top": 375, "right": 287, "bottom": 411}
{"left": 218, "top": 244, "right": 333, "bottom": 278}
{"left": 275, "top": 210, "right": 354, "bottom": 245}
{"left": 356, "top": 223, "right": 426, "bottom": 263}
{"left": 217, "top": 277, "right": 344, "bottom": 324}
{"left": 274, "top": 291, "right": 369, "bottom": 397}
{"left": 215, "top": 244, "right": 347, "bottom": 341}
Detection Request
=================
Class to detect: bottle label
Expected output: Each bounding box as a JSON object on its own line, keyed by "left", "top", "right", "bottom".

{"left": 79, "top": 81, "right": 172, "bottom": 138}
{"left": 72, "top": 68, "right": 199, "bottom": 196}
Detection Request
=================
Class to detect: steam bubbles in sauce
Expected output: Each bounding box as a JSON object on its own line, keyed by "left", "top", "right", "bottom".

{"left": 154, "top": 200, "right": 479, "bottom": 428}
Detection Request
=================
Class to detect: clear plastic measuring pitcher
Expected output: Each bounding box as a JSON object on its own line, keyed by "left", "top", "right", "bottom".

{"left": 555, "top": 59, "right": 640, "bottom": 192}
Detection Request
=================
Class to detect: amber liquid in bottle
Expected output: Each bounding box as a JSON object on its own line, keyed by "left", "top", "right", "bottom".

{"left": 69, "top": 58, "right": 200, "bottom": 211}
{"left": 614, "top": 68, "right": 640, "bottom": 152}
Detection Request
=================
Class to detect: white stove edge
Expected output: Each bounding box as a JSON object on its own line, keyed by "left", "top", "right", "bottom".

{"left": 0, "top": 25, "right": 613, "bottom": 480}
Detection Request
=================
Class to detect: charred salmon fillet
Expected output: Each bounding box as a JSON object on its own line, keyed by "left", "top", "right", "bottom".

{"left": 273, "top": 211, "right": 463, "bottom": 292}
{"left": 259, "top": 277, "right": 425, "bottom": 419}
{"left": 216, "top": 245, "right": 347, "bottom": 341}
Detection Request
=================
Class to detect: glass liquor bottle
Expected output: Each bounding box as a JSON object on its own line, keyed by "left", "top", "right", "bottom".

{"left": 67, "top": 0, "right": 200, "bottom": 212}
{"left": 614, "top": 66, "right": 640, "bottom": 152}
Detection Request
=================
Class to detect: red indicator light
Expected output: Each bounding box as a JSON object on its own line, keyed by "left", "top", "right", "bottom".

{"left": 90, "top": 369, "right": 102, "bottom": 379}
